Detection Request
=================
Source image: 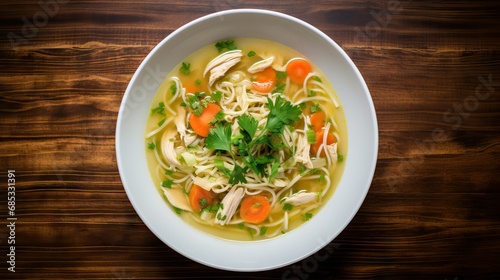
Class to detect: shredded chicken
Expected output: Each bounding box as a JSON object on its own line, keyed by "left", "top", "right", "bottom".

{"left": 282, "top": 190, "right": 317, "bottom": 205}
{"left": 204, "top": 50, "right": 242, "bottom": 86}
{"left": 247, "top": 56, "right": 275, "bottom": 73}
{"left": 215, "top": 187, "right": 245, "bottom": 225}
{"left": 174, "top": 107, "right": 196, "bottom": 146}
{"left": 161, "top": 129, "right": 180, "bottom": 168}
{"left": 295, "top": 116, "right": 313, "bottom": 168}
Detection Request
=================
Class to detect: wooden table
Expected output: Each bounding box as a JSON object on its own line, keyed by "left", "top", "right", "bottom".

{"left": 1, "top": 0, "right": 499, "bottom": 279}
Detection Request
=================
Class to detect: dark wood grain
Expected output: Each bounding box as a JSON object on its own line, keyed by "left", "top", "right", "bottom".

{"left": 1, "top": 0, "right": 499, "bottom": 279}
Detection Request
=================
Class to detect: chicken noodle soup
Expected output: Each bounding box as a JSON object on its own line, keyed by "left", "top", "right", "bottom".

{"left": 145, "top": 38, "right": 347, "bottom": 241}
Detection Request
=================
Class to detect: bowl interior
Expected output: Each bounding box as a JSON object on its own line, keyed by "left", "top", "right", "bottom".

{"left": 116, "top": 9, "right": 378, "bottom": 271}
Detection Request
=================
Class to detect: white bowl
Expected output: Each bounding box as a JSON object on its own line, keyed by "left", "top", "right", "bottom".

{"left": 116, "top": 9, "right": 378, "bottom": 271}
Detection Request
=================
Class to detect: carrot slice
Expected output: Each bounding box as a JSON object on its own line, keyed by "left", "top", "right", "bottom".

{"left": 252, "top": 67, "right": 276, "bottom": 94}
{"left": 310, "top": 111, "right": 326, "bottom": 132}
{"left": 240, "top": 195, "right": 271, "bottom": 224}
{"left": 311, "top": 130, "right": 337, "bottom": 156}
{"left": 286, "top": 59, "right": 312, "bottom": 84}
{"left": 189, "top": 184, "right": 214, "bottom": 212}
{"left": 189, "top": 103, "right": 221, "bottom": 137}
{"left": 184, "top": 79, "right": 205, "bottom": 94}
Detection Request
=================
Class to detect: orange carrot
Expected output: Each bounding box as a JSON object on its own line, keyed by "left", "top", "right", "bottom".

{"left": 189, "top": 184, "right": 214, "bottom": 212}
{"left": 252, "top": 67, "right": 276, "bottom": 94}
{"left": 286, "top": 59, "right": 312, "bottom": 84}
{"left": 183, "top": 79, "right": 206, "bottom": 94}
{"left": 311, "top": 130, "right": 337, "bottom": 156}
{"left": 240, "top": 195, "right": 271, "bottom": 224}
{"left": 310, "top": 111, "right": 326, "bottom": 132}
{"left": 189, "top": 103, "right": 221, "bottom": 137}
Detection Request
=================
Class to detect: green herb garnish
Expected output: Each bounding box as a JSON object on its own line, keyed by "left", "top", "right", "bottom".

{"left": 215, "top": 39, "right": 237, "bottom": 53}
{"left": 180, "top": 62, "right": 191, "bottom": 75}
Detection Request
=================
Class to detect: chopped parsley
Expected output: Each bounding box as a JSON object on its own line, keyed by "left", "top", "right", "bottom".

{"left": 283, "top": 203, "right": 293, "bottom": 211}
{"left": 180, "top": 62, "right": 190, "bottom": 75}
{"left": 199, "top": 197, "right": 207, "bottom": 208}
{"left": 310, "top": 103, "right": 321, "bottom": 113}
{"left": 187, "top": 92, "right": 208, "bottom": 116}
{"left": 151, "top": 102, "right": 166, "bottom": 127}
{"left": 272, "top": 83, "right": 286, "bottom": 94}
{"left": 215, "top": 39, "right": 237, "bottom": 53}
{"left": 259, "top": 226, "right": 268, "bottom": 236}
{"left": 313, "top": 76, "right": 322, "bottom": 82}
{"left": 337, "top": 154, "right": 344, "bottom": 162}
{"left": 195, "top": 79, "right": 201, "bottom": 86}
{"left": 217, "top": 212, "right": 227, "bottom": 221}
{"left": 319, "top": 174, "right": 326, "bottom": 182}
{"left": 247, "top": 50, "right": 256, "bottom": 57}
{"left": 157, "top": 118, "right": 166, "bottom": 127}
{"left": 151, "top": 102, "right": 166, "bottom": 116}
{"left": 298, "top": 164, "right": 308, "bottom": 175}
{"left": 147, "top": 142, "right": 156, "bottom": 150}
{"left": 211, "top": 90, "right": 223, "bottom": 102}
{"left": 276, "top": 71, "right": 287, "bottom": 79}
{"left": 209, "top": 110, "right": 225, "bottom": 125}
{"left": 302, "top": 212, "right": 313, "bottom": 221}
{"left": 161, "top": 180, "right": 173, "bottom": 189}
{"left": 170, "top": 83, "right": 177, "bottom": 95}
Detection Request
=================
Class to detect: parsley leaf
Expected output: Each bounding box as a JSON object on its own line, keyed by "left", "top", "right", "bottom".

{"left": 265, "top": 96, "right": 302, "bottom": 134}
{"left": 215, "top": 39, "right": 237, "bottom": 53}
{"left": 214, "top": 159, "right": 232, "bottom": 177}
{"left": 229, "top": 164, "right": 248, "bottom": 185}
{"left": 206, "top": 123, "right": 232, "bottom": 153}
{"left": 238, "top": 114, "right": 258, "bottom": 140}
{"left": 268, "top": 160, "right": 280, "bottom": 182}
{"left": 247, "top": 50, "right": 256, "bottom": 57}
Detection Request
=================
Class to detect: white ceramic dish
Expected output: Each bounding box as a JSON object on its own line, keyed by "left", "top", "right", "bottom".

{"left": 116, "top": 9, "right": 378, "bottom": 271}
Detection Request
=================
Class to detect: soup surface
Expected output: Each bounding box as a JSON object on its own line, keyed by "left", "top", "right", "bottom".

{"left": 145, "top": 38, "right": 347, "bottom": 241}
